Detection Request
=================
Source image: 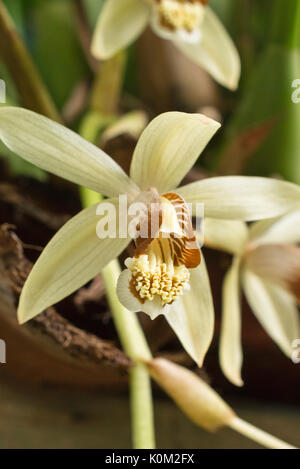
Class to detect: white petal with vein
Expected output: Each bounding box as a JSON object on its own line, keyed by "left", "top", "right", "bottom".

{"left": 165, "top": 255, "right": 215, "bottom": 366}
{"left": 219, "top": 258, "right": 243, "bottom": 386}
{"left": 203, "top": 218, "right": 248, "bottom": 255}
{"left": 18, "top": 200, "right": 130, "bottom": 323}
{"left": 178, "top": 176, "right": 300, "bottom": 221}
{"left": 130, "top": 112, "right": 220, "bottom": 193}
{"left": 242, "top": 269, "right": 300, "bottom": 357}
{"left": 0, "top": 107, "right": 136, "bottom": 198}
{"left": 91, "top": 0, "right": 150, "bottom": 59}
{"left": 250, "top": 210, "right": 300, "bottom": 246}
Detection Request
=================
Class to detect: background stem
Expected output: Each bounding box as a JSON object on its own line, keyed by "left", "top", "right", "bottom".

{"left": 130, "top": 364, "right": 155, "bottom": 449}
{"left": 90, "top": 51, "right": 127, "bottom": 115}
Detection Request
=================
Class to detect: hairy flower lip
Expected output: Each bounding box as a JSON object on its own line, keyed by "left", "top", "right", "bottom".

{"left": 119, "top": 190, "right": 201, "bottom": 315}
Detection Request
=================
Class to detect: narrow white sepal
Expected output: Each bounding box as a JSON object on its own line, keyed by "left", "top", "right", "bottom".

{"left": 91, "top": 0, "right": 150, "bottom": 59}
{"left": 0, "top": 107, "right": 137, "bottom": 198}
{"left": 219, "top": 258, "right": 244, "bottom": 386}
{"left": 18, "top": 200, "right": 130, "bottom": 324}
{"left": 165, "top": 254, "right": 215, "bottom": 367}
{"left": 178, "top": 176, "right": 300, "bottom": 221}
{"left": 242, "top": 269, "right": 300, "bottom": 357}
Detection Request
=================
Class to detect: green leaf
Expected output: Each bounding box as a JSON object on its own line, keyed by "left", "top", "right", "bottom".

{"left": 31, "top": 0, "right": 90, "bottom": 109}
{"left": 219, "top": 45, "right": 300, "bottom": 183}
{"left": 83, "top": 0, "right": 105, "bottom": 29}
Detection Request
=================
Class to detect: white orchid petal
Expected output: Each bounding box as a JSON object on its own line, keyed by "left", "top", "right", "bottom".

{"left": 242, "top": 269, "right": 300, "bottom": 357}
{"left": 203, "top": 218, "right": 248, "bottom": 255}
{"left": 100, "top": 110, "right": 148, "bottom": 144}
{"left": 178, "top": 176, "right": 300, "bottom": 221}
{"left": 165, "top": 255, "right": 215, "bottom": 367}
{"left": 219, "top": 258, "right": 243, "bottom": 386}
{"left": 248, "top": 218, "right": 279, "bottom": 242}
{"left": 130, "top": 112, "right": 220, "bottom": 193}
{"left": 0, "top": 107, "right": 137, "bottom": 198}
{"left": 91, "top": 0, "right": 150, "bottom": 60}
{"left": 142, "top": 298, "right": 171, "bottom": 320}
{"left": 116, "top": 269, "right": 143, "bottom": 313}
{"left": 245, "top": 244, "right": 300, "bottom": 302}
{"left": 18, "top": 200, "right": 130, "bottom": 324}
{"left": 174, "top": 6, "right": 241, "bottom": 90}
{"left": 250, "top": 210, "right": 300, "bottom": 246}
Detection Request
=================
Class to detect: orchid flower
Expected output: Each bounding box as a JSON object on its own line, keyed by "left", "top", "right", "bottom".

{"left": 0, "top": 107, "right": 300, "bottom": 366}
{"left": 91, "top": 0, "right": 241, "bottom": 90}
{"left": 204, "top": 211, "right": 300, "bottom": 386}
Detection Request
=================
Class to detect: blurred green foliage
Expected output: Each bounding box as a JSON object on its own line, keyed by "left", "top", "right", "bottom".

{"left": 83, "top": 0, "right": 104, "bottom": 29}
{"left": 0, "top": 0, "right": 300, "bottom": 183}
{"left": 31, "top": 0, "right": 90, "bottom": 109}
{"left": 218, "top": 0, "right": 300, "bottom": 183}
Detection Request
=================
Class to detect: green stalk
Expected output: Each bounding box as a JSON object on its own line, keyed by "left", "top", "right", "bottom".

{"left": 90, "top": 51, "right": 127, "bottom": 115}
{"left": 130, "top": 363, "right": 155, "bottom": 449}
{"left": 79, "top": 116, "right": 155, "bottom": 450}
{"left": 271, "top": 0, "right": 300, "bottom": 49}
{"left": 0, "top": 0, "right": 61, "bottom": 122}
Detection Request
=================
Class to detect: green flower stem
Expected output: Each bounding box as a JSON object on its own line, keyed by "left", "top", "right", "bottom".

{"left": 102, "top": 261, "right": 155, "bottom": 449}
{"left": 0, "top": 0, "right": 61, "bottom": 122}
{"left": 90, "top": 51, "right": 127, "bottom": 115}
{"left": 129, "top": 363, "right": 155, "bottom": 449}
{"left": 79, "top": 110, "right": 115, "bottom": 143}
{"left": 79, "top": 118, "right": 155, "bottom": 449}
{"left": 271, "top": 0, "right": 300, "bottom": 49}
{"left": 229, "top": 417, "right": 297, "bottom": 449}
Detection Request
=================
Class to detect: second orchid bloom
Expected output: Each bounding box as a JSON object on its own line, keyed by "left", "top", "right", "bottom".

{"left": 0, "top": 107, "right": 300, "bottom": 366}
{"left": 91, "top": 0, "right": 241, "bottom": 90}
{"left": 205, "top": 212, "right": 300, "bottom": 386}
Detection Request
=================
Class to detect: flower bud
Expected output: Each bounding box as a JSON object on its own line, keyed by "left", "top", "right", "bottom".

{"left": 146, "top": 358, "right": 235, "bottom": 431}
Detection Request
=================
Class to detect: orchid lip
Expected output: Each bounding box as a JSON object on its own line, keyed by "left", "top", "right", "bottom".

{"left": 118, "top": 190, "right": 201, "bottom": 314}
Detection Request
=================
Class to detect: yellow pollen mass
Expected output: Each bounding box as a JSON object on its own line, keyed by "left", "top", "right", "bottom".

{"left": 156, "top": 0, "right": 204, "bottom": 32}
{"left": 127, "top": 254, "right": 190, "bottom": 306}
